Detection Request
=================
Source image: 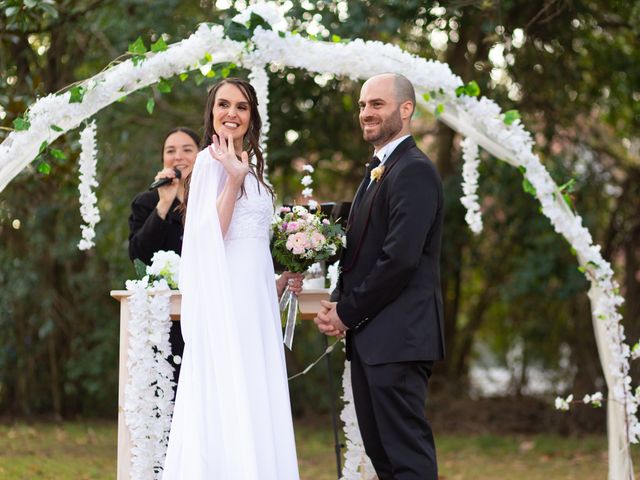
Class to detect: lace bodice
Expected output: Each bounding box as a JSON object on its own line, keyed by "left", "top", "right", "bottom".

{"left": 225, "top": 173, "right": 274, "bottom": 242}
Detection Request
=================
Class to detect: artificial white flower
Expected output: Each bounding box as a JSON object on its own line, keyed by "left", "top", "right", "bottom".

{"left": 583, "top": 392, "right": 604, "bottom": 407}
{"left": 77, "top": 121, "right": 100, "bottom": 250}
{"left": 555, "top": 394, "right": 573, "bottom": 411}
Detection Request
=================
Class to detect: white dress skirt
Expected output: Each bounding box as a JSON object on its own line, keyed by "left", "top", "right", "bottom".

{"left": 162, "top": 148, "right": 300, "bottom": 480}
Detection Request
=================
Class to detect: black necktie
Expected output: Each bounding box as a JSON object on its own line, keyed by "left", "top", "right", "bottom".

{"left": 352, "top": 155, "right": 381, "bottom": 213}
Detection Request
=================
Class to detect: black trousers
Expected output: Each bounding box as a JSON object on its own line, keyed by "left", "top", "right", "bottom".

{"left": 169, "top": 320, "right": 184, "bottom": 394}
{"left": 351, "top": 340, "right": 437, "bottom": 480}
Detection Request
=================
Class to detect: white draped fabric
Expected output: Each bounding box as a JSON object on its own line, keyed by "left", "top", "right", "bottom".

{"left": 162, "top": 149, "right": 299, "bottom": 480}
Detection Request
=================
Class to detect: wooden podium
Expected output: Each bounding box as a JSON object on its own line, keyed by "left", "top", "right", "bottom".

{"left": 110, "top": 288, "right": 330, "bottom": 480}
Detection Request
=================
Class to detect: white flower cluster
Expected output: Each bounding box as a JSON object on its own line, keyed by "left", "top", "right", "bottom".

{"left": 340, "top": 359, "right": 376, "bottom": 480}
{"left": 583, "top": 392, "right": 604, "bottom": 407}
{"left": 300, "top": 164, "right": 317, "bottom": 210}
{"left": 459, "top": 137, "right": 482, "bottom": 234}
{"left": 232, "top": 1, "right": 287, "bottom": 31}
{"left": 124, "top": 277, "right": 175, "bottom": 480}
{"left": 147, "top": 250, "right": 181, "bottom": 289}
{"left": 77, "top": 121, "right": 100, "bottom": 250}
{"left": 248, "top": 64, "right": 270, "bottom": 165}
{"left": 555, "top": 394, "right": 573, "bottom": 411}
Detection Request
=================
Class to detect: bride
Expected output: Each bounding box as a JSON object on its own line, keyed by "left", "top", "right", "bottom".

{"left": 162, "top": 78, "right": 301, "bottom": 479}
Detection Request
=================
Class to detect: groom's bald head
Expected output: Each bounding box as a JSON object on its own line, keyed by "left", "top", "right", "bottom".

{"left": 364, "top": 73, "right": 416, "bottom": 115}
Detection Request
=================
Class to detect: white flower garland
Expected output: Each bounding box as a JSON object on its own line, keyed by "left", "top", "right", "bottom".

{"left": 0, "top": 2, "right": 636, "bottom": 475}
{"left": 77, "top": 121, "right": 100, "bottom": 250}
{"left": 340, "top": 359, "right": 376, "bottom": 480}
{"left": 459, "top": 137, "right": 482, "bottom": 234}
{"left": 301, "top": 163, "right": 318, "bottom": 210}
{"left": 124, "top": 276, "right": 175, "bottom": 480}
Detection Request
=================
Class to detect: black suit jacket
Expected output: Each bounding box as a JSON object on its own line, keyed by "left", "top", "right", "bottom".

{"left": 333, "top": 137, "right": 445, "bottom": 365}
{"left": 128, "top": 190, "right": 184, "bottom": 265}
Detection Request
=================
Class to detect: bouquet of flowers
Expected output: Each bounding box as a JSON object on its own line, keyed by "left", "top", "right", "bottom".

{"left": 272, "top": 205, "right": 345, "bottom": 348}
{"left": 133, "top": 250, "right": 181, "bottom": 290}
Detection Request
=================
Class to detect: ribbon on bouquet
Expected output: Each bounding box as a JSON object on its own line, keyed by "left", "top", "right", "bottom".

{"left": 279, "top": 286, "right": 298, "bottom": 350}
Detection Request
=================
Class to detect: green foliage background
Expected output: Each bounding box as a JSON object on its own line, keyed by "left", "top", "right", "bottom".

{"left": 0, "top": 0, "right": 639, "bottom": 419}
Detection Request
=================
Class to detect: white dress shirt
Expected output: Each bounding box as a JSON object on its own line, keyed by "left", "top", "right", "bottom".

{"left": 374, "top": 134, "right": 411, "bottom": 165}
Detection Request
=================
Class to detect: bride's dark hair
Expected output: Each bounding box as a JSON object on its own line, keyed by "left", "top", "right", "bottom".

{"left": 180, "top": 78, "right": 273, "bottom": 220}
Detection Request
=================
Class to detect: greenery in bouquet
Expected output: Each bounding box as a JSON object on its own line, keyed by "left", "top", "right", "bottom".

{"left": 272, "top": 205, "right": 345, "bottom": 274}
{"left": 133, "top": 250, "right": 181, "bottom": 290}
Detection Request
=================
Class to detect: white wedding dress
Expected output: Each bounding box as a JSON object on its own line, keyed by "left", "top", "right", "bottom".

{"left": 162, "top": 149, "right": 300, "bottom": 479}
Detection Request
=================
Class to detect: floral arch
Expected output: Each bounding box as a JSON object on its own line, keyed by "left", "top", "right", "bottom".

{"left": 0, "top": 4, "right": 636, "bottom": 479}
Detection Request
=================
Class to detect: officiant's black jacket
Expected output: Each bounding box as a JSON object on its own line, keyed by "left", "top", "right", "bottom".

{"left": 128, "top": 190, "right": 183, "bottom": 265}
{"left": 333, "top": 137, "right": 445, "bottom": 365}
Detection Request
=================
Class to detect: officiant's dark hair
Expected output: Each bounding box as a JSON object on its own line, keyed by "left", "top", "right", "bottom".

{"left": 201, "top": 77, "right": 273, "bottom": 198}
{"left": 161, "top": 127, "right": 200, "bottom": 163}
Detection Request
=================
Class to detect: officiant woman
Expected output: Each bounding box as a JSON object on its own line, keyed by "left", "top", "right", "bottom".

{"left": 128, "top": 126, "right": 201, "bottom": 387}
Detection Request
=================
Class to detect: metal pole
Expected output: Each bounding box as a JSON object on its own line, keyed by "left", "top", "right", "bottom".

{"left": 324, "top": 335, "right": 343, "bottom": 479}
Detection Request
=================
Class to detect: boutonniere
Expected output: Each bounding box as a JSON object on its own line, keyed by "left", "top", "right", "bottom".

{"left": 370, "top": 164, "right": 385, "bottom": 183}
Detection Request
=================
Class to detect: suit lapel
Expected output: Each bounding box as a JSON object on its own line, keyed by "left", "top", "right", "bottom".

{"left": 342, "top": 137, "right": 416, "bottom": 273}
{"left": 351, "top": 137, "right": 415, "bottom": 226}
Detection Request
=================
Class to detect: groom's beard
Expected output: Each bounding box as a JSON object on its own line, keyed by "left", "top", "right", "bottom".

{"left": 361, "top": 109, "right": 403, "bottom": 147}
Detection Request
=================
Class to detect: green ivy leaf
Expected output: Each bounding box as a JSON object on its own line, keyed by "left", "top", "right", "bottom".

{"left": 278, "top": 31, "right": 286, "bottom": 38}
{"left": 179, "top": 72, "right": 189, "bottom": 82}
{"left": 157, "top": 78, "right": 172, "bottom": 93}
{"left": 200, "top": 52, "right": 213, "bottom": 65}
{"left": 248, "top": 12, "right": 272, "bottom": 32}
{"left": 39, "top": 141, "right": 49, "bottom": 154}
{"left": 131, "top": 55, "right": 146, "bottom": 66}
{"left": 69, "top": 85, "right": 86, "bottom": 103}
{"left": 224, "top": 20, "right": 251, "bottom": 41}
{"left": 331, "top": 34, "right": 342, "bottom": 43}
{"left": 13, "top": 117, "right": 31, "bottom": 131}
{"left": 466, "top": 80, "right": 480, "bottom": 96}
{"left": 133, "top": 258, "right": 147, "bottom": 279}
{"left": 37, "top": 161, "right": 51, "bottom": 175}
{"left": 194, "top": 72, "right": 206, "bottom": 86}
{"left": 504, "top": 109, "right": 521, "bottom": 125}
{"left": 221, "top": 66, "right": 232, "bottom": 78}
{"left": 50, "top": 148, "right": 66, "bottom": 160}
{"left": 422, "top": 93, "right": 431, "bottom": 102}
{"left": 455, "top": 81, "right": 480, "bottom": 97}
{"left": 146, "top": 97, "right": 155, "bottom": 114}
{"left": 435, "top": 104, "right": 444, "bottom": 117}
{"left": 50, "top": 124, "right": 63, "bottom": 132}
{"left": 150, "top": 37, "right": 167, "bottom": 53}
{"left": 522, "top": 178, "right": 537, "bottom": 196}
{"left": 128, "top": 37, "right": 148, "bottom": 55}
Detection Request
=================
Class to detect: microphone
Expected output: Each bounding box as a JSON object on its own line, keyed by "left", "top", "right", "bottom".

{"left": 148, "top": 167, "right": 181, "bottom": 191}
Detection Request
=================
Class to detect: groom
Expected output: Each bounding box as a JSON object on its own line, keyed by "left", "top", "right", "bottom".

{"left": 315, "top": 73, "right": 444, "bottom": 480}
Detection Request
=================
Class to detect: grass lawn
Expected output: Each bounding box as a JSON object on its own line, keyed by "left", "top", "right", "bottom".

{"left": 0, "top": 418, "right": 638, "bottom": 479}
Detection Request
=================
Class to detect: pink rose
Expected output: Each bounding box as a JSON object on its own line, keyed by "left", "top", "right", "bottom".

{"left": 286, "top": 232, "right": 309, "bottom": 255}
{"left": 286, "top": 221, "right": 299, "bottom": 232}
{"left": 310, "top": 231, "right": 326, "bottom": 250}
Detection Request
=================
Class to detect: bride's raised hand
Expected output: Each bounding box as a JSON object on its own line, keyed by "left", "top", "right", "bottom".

{"left": 209, "top": 133, "right": 250, "bottom": 185}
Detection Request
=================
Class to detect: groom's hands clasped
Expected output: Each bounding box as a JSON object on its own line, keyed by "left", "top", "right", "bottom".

{"left": 314, "top": 300, "right": 347, "bottom": 338}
